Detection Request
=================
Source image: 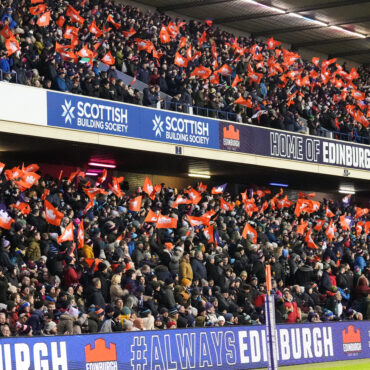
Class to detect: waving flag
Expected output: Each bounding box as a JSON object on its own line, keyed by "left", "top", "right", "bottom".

{"left": 325, "top": 220, "right": 336, "bottom": 241}
{"left": 96, "top": 169, "right": 107, "bottom": 186}
{"left": 16, "top": 171, "right": 40, "bottom": 190}
{"left": 44, "top": 200, "right": 64, "bottom": 226}
{"left": 179, "top": 36, "right": 187, "bottom": 48}
{"left": 78, "top": 44, "right": 93, "bottom": 58}
{"left": 312, "top": 57, "right": 320, "bottom": 66}
{"left": 212, "top": 183, "right": 227, "bottom": 195}
{"left": 296, "top": 220, "right": 308, "bottom": 235}
{"left": 298, "top": 191, "right": 316, "bottom": 199}
{"left": 232, "top": 74, "right": 243, "bottom": 87}
{"left": 144, "top": 209, "right": 158, "bottom": 223}
{"left": 267, "top": 37, "right": 281, "bottom": 50}
{"left": 172, "top": 195, "right": 192, "bottom": 208}
{"left": 352, "top": 90, "right": 365, "bottom": 101}
{"left": 234, "top": 96, "right": 252, "bottom": 108}
{"left": 89, "top": 20, "right": 103, "bottom": 37}
{"left": 326, "top": 206, "right": 335, "bottom": 218}
{"left": 29, "top": 4, "right": 46, "bottom": 15}
{"left": 136, "top": 39, "right": 154, "bottom": 53}
{"left": 66, "top": 5, "right": 84, "bottom": 24}
{"left": 186, "top": 215, "right": 209, "bottom": 227}
{"left": 0, "top": 210, "right": 14, "bottom": 230}
{"left": 37, "top": 11, "right": 50, "bottom": 27}
{"left": 57, "top": 222, "right": 74, "bottom": 244}
{"left": 107, "top": 14, "right": 121, "bottom": 29}
{"left": 129, "top": 196, "right": 142, "bottom": 212}
{"left": 167, "top": 22, "right": 179, "bottom": 39}
{"left": 77, "top": 221, "right": 84, "bottom": 249}
{"left": 185, "top": 187, "right": 201, "bottom": 204}
{"left": 83, "top": 187, "right": 108, "bottom": 200}
{"left": 56, "top": 15, "right": 66, "bottom": 28}
{"left": 203, "top": 210, "right": 216, "bottom": 221}
{"left": 242, "top": 222, "right": 257, "bottom": 243}
{"left": 156, "top": 213, "right": 177, "bottom": 229}
{"left": 339, "top": 215, "right": 352, "bottom": 231}
{"left": 0, "top": 162, "right": 4, "bottom": 175}
{"left": 198, "top": 31, "right": 207, "bottom": 46}
{"left": 220, "top": 198, "right": 234, "bottom": 212}
{"left": 102, "top": 51, "right": 115, "bottom": 66}
{"left": 314, "top": 219, "right": 325, "bottom": 231}
{"left": 5, "top": 36, "right": 20, "bottom": 56}
{"left": 174, "top": 52, "right": 188, "bottom": 67}
{"left": 356, "top": 221, "right": 364, "bottom": 236}
{"left": 305, "top": 229, "right": 318, "bottom": 249}
{"left": 294, "top": 199, "right": 311, "bottom": 217}
{"left": 83, "top": 199, "right": 94, "bottom": 215}
{"left": 365, "top": 221, "right": 370, "bottom": 235}
{"left": 143, "top": 177, "right": 155, "bottom": 199}
{"left": 244, "top": 199, "right": 259, "bottom": 217}
{"left": 248, "top": 72, "right": 263, "bottom": 84}
{"left": 122, "top": 27, "right": 136, "bottom": 38}
{"left": 109, "top": 177, "right": 124, "bottom": 198}
{"left": 355, "top": 207, "right": 369, "bottom": 219}
{"left": 216, "top": 64, "right": 232, "bottom": 76}
{"left": 198, "top": 182, "right": 207, "bottom": 193}
{"left": 203, "top": 225, "right": 215, "bottom": 244}
{"left": 160, "top": 25, "right": 171, "bottom": 43}
{"left": 260, "top": 201, "right": 269, "bottom": 213}
{"left": 190, "top": 66, "right": 212, "bottom": 79}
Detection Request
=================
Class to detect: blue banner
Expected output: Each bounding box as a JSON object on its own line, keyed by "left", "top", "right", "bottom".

{"left": 1, "top": 322, "right": 369, "bottom": 369}
{"left": 46, "top": 91, "right": 219, "bottom": 149}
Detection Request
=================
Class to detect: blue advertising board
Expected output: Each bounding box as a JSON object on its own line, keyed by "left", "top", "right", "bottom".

{"left": 46, "top": 91, "right": 220, "bottom": 149}
{"left": 46, "top": 91, "right": 370, "bottom": 171}
{"left": 0, "top": 322, "right": 369, "bottom": 369}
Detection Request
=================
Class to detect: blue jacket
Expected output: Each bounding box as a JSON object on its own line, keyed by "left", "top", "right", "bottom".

{"left": 0, "top": 58, "right": 11, "bottom": 73}
{"left": 27, "top": 310, "right": 44, "bottom": 335}
{"left": 354, "top": 255, "right": 366, "bottom": 272}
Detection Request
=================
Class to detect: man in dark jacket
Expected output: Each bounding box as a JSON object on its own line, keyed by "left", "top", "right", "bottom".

{"left": 0, "top": 268, "right": 8, "bottom": 304}
{"left": 191, "top": 251, "right": 207, "bottom": 281}
{"left": 27, "top": 300, "right": 44, "bottom": 335}
{"left": 159, "top": 278, "right": 176, "bottom": 309}
{"left": 88, "top": 278, "right": 106, "bottom": 308}
{"left": 295, "top": 261, "right": 314, "bottom": 286}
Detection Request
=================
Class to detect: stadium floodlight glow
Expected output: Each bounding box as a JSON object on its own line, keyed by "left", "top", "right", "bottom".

{"left": 269, "top": 182, "right": 289, "bottom": 187}
{"left": 241, "top": 0, "right": 286, "bottom": 13}
{"left": 88, "top": 162, "right": 116, "bottom": 169}
{"left": 338, "top": 190, "right": 355, "bottom": 195}
{"left": 188, "top": 173, "right": 211, "bottom": 179}
{"left": 86, "top": 172, "right": 99, "bottom": 177}
{"left": 329, "top": 26, "right": 367, "bottom": 38}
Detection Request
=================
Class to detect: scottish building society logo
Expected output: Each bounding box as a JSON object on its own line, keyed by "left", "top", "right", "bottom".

{"left": 61, "top": 99, "right": 75, "bottom": 124}
{"left": 152, "top": 114, "right": 164, "bottom": 137}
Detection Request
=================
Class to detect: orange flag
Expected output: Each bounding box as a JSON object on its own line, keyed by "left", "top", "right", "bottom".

{"left": 77, "top": 222, "right": 84, "bottom": 249}
{"left": 184, "top": 187, "right": 201, "bottom": 204}
{"left": 44, "top": 200, "right": 64, "bottom": 226}
{"left": 96, "top": 169, "right": 107, "bottom": 186}
{"left": 143, "top": 177, "right": 155, "bottom": 200}
{"left": 267, "top": 37, "right": 281, "bottom": 50}
{"left": 198, "top": 182, "right": 207, "bottom": 193}
{"left": 106, "top": 14, "right": 121, "bottom": 30}
{"left": 83, "top": 187, "right": 108, "bottom": 200}
{"left": 0, "top": 162, "right": 4, "bottom": 175}
{"left": 190, "top": 66, "right": 212, "bottom": 79}
{"left": 29, "top": 4, "right": 46, "bottom": 15}
{"left": 232, "top": 74, "right": 243, "bottom": 87}
{"left": 5, "top": 36, "right": 20, "bottom": 56}
{"left": 129, "top": 196, "right": 142, "bottom": 212}
{"left": 179, "top": 36, "right": 187, "bottom": 48}
{"left": 174, "top": 52, "right": 188, "bottom": 67}
{"left": 325, "top": 220, "right": 336, "bottom": 241}
{"left": 102, "top": 51, "right": 115, "bottom": 66}
{"left": 248, "top": 72, "right": 263, "bottom": 84}
{"left": 312, "top": 57, "right": 320, "bottom": 66}
{"left": 220, "top": 198, "right": 234, "bottom": 212}
{"left": 339, "top": 215, "right": 351, "bottom": 231}
{"left": 156, "top": 213, "right": 177, "bottom": 229}
{"left": 216, "top": 64, "right": 232, "bottom": 76}
{"left": 242, "top": 223, "right": 257, "bottom": 243}
{"left": 203, "top": 225, "right": 214, "bottom": 244}
{"left": 296, "top": 219, "right": 308, "bottom": 235}
{"left": 144, "top": 209, "right": 158, "bottom": 223}
{"left": 109, "top": 177, "right": 124, "bottom": 198}
{"left": 122, "top": 27, "right": 136, "bottom": 38}
{"left": 305, "top": 229, "right": 318, "bottom": 249}
{"left": 56, "top": 15, "right": 66, "bottom": 28}
{"left": 0, "top": 210, "right": 14, "bottom": 230}
{"left": 298, "top": 192, "right": 316, "bottom": 199}
{"left": 57, "top": 222, "right": 74, "bottom": 244}
{"left": 89, "top": 20, "right": 103, "bottom": 37}
{"left": 37, "top": 11, "right": 50, "bottom": 27}
{"left": 66, "top": 5, "right": 84, "bottom": 24}
{"left": 234, "top": 96, "right": 252, "bottom": 108}
{"left": 326, "top": 206, "right": 335, "bottom": 218}
{"left": 11, "top": 202, "right": 31, "bottom": 215}
{"left": 83, "top": 199, "right": 94, "bottom": 215}
{"left": 172, "top": 195, "right": 192, "bottom": 208}
{"left": 186, "top": 215, "right": 210, "bottom": 227}
{"left": 77, "top": 45, "right": 93, "bottom": 58}
{"left": 160, "top": 25, "right": 171, "bottom": 43}
{"left": 314, "top": 219, "right": 325, "bottom": 231}
{"left": 355, "top": 207, "right": 368, "bottom": 219}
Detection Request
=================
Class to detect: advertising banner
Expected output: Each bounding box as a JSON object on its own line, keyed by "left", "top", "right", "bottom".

{"left": 219, "top": 122, "right": 370, "bottom": 171}
{"left": 46, "top": 92, "right": 219, "bottom": 149}
{"left": 0, "top": 321, "right": 369, "bottom": 369}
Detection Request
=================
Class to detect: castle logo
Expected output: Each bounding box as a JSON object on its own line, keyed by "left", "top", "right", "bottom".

{"left": 342, "top": 325, "right": 362, "bottom": 354}
{"left": 223, "top": 124, "right": 240, "bottom": 149}
{"left": 85, "top": 338, "right": 118, "bottom": 370}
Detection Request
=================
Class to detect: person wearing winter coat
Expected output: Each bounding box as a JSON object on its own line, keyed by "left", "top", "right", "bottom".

{"left": 110, "top": 274, "right": 128, "bottom": 303}
{"left": 179, "top": 253, "right": 193, "bottom": 282}
{"left": 62, "top": 256, "right": 82, "bottom": 289}
{"left": 27, "top": 301, "right": 44, "bottom": 335}
{"left": 26, "top": 232, "right": 41, "bottom": 262}
{"left": 88, "top": 278, "right": 106, "bottom": 308}
{"left": 159, "top": 278, "right": 176, "bottom": 309}
{"left": 191, "top": 251, "right": 207, "bottom": 281}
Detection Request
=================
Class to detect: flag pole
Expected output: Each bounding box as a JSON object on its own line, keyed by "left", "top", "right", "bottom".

{"left": 265, "top": 264, "right": 278, "bottom": 370}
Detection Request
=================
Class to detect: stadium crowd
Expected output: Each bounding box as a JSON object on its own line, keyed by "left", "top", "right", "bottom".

{"left": 0, "top": 162, "right": 368, "bottom": 337}
{"left": 0, "top": 0, "right": 369, "bottom": 143}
